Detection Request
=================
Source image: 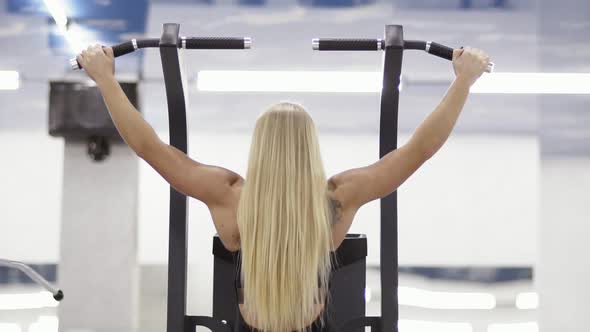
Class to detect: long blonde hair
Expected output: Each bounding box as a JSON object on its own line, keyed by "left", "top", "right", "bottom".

{"left": 237, "top": 102, "right": 333, "bottom": 331}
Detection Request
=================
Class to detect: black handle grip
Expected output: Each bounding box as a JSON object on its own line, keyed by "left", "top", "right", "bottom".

{"left": 312, "top": 38, "right": 382, "bottom": 51}
{"left": 403, "top": 40, "right": 426, "bottom": 50}
{"left": 72, "top": 42, "right": 135, "bottom": 70}
{"left": 111, "top": 41, "right": 135, "bottom": 57}
{"left": 72, "top": 36, "right": 248, "bottom": 70}
{"left": 428, "top": 41, "right": 454, "bottom": 61}
{"left": 183, "top": 37, "right": 250, "bottom": 49}
{"left": 72, "top": 38, "right": 159, "bottom": 70}
{"left": 426, "top": 42, "right": 495, "bottom": 72}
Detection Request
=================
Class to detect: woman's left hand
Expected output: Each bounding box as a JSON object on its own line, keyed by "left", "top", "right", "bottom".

{"left": 76, "top": 45, "right": 115, "bottom": 84}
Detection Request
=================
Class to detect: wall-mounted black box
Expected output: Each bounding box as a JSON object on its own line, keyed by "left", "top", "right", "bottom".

{"left": 49, "top": 81, "right": 139, "bottom": 139}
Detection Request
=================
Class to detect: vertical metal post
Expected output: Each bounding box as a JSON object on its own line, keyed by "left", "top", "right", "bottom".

{"left": 379, "top": 24, "right": 403, "bottom": 332}
{"left": 159, "top": 23, "right": 189, "bottom": 332}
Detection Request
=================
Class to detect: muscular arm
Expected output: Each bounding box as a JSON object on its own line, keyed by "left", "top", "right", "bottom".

{"left": 77, "top": 45, "right": 242, "bottom": 248}
{"left": 331, "top": 76, "right": 471, "bottom": 208}
{"left": 329, "top": 48, "right": 490, "bottom": 240}
{"left": 96, "top": 76, "right": 243, "bottom": 206}
{"left": 77, "top": 45, "right": 243, "bottom": 247}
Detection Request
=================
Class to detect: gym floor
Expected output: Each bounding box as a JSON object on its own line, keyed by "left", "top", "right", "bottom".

{"left": 1, "top": 0, "right": 589, "bottom": 331}
{"left": 0, "top": 268, "right": 536, "bottom": 332}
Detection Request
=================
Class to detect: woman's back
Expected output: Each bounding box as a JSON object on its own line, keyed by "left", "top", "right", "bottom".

{"left": 224, "top": 182, "right": 353, "bottom": 331}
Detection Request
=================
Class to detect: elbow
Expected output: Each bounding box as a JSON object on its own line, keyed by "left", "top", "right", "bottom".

{"left": 132, "top": 140, "right": 152, "bottom": 160}
{"left": 422, "top": 143, "right": 438, "bottom": 160}
{"left": 414, "top": 138, "right": 439, "bottom": 161}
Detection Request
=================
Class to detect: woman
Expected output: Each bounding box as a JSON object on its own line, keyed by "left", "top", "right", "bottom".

{"left": 76, "top": 45, "right": 489, "bottom": 332}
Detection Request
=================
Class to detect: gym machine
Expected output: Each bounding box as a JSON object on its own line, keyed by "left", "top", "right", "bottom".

{"left": 0, "top": 259, "right": 63, "bottom": 301}
{"left": 72, "top": 23, "right": 493, "bottom": 332}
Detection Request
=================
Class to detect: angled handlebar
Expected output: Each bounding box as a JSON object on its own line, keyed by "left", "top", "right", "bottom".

{"left": 70, "top": 36, "right": 252, "bottom": 70}
{"left": 0, "top": 259, "right": 64, "bottom": 301}
{"left": 312, "top": 38, "right": 495, "bottom": 73}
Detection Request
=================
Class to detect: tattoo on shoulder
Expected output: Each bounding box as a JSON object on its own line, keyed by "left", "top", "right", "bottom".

{"left": 329, "top": 197, "right": 343, "bottom": 225}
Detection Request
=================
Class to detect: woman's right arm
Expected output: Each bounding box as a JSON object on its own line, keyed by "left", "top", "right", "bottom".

{"left": 329, "top": 48, "right": 490, "bottom": 224}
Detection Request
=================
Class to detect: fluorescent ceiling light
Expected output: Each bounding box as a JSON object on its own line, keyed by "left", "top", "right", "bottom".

{"left": 516, "top": 292, "right": 539, "bottom": 309}
{"left": 0, "top": 71, "right": 19, "bottom": 90}
{"left": 42, "top": 0, "right": 68, "bottom": 27}
{"left": 488, "top": 322, "right": 539, "bottom": 332}
{"left": 198, "top": 70, "right": 590, "bottom": 94}
{"left": 399, "top": 319, "right": 473, "bottom": 332}
{"left": 471, "top": 73, "right": 590, "bottom": 94}
{"left": 398, "top": 286, "right": 496, "bottom": 310}
{"left": 197, "top": 70, "right": 383, "bottom": 93}
{"left": 0, "top": 291, "right": 59, "bottom": 310}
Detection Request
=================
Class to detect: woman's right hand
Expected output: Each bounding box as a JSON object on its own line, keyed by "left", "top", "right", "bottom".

{"left": 452, "top": 47, "right": 490, "bottom": 86}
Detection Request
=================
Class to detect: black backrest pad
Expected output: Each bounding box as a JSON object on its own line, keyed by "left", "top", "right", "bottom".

{"left": 212, "top": 234, "right": 367, "bottom": 330}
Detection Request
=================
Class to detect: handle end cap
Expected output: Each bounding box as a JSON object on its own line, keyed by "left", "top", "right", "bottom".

{"left": 70, "top": 58, "right": 80, "bottom": 71}
{"left": 53, "top": 290, "right": 64, "bottom": 301}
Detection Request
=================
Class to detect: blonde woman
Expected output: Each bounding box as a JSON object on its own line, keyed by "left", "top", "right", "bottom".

{"left": 77, "top": 45, "right": 489, "bottom": 331}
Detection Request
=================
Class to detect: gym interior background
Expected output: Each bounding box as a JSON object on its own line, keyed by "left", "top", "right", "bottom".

{"left": 0, "top": 0, "right": 588, "bottom": 331}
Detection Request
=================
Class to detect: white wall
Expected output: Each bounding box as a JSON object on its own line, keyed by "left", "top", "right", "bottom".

{"left": 0, "top": 131, "right": 538, "bottom": 266}
{"left": 537, "top": 158, "right": 590, "bottom": 332}
{"left": 0, "top": 132, "right": 63, "bottom": 263}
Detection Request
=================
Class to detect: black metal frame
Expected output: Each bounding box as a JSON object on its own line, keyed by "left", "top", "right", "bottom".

{"left": 160, "top": 23, "right": 235, "bottom": 332}
{"left": 159, "top": 23, "right": 190, "bottom": 332}
{"left": 160, "top": 22, "right": 405, "bottom": 331}
{"left": 378, "top": 25, "right": 404, "bottom": 332}
{"left": 321, "top": 24, "right": 404, "bottom": 332}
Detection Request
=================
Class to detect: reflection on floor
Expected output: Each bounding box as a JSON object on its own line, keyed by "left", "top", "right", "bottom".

{"left": 0, "top": 267, "right": 537, "bottom": 332}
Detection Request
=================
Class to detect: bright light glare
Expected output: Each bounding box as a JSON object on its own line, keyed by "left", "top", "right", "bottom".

{"left": 488, "top": 322, "right": 539, "bottom": 332}
{"left": 516, "top": 292, "right": 539, "bottom": 309}
{"left": 0, "top": 291, "right": 59, "bottom": 310}
{"left": 0, "top": 71, "right": 19, "bottom": 90}
{"left": 398, "top": 286, "right": 496, "bottom": 310}
{"left": 0, "top": 323, "right": 21, "bottom": 332}
{"left": 364, "top": 287, "right": 372, "bottom": 302}
{"left": 41, "top": 0, "right": 91, "bottom": 55}
{"left": 399, "top": 319, "right": 473, "bottom": 332}
{"left": 63, "top": 24, "right": 97, "bottom": 54}
{"left": 28, "top": 315, "right": 58, "bottom": 332}
{"left": 42, "top": 0, "right": 68, "bottom": 27}
{"left": 197, "top": 71, "right": 383, "bottom": 93}
{"left": 471, "top": 73, "right": 590, "bottom": 94}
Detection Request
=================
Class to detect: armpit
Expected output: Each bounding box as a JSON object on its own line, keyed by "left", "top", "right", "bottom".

{"left": 329, "top": 197, "right": 343, "bottom": 225}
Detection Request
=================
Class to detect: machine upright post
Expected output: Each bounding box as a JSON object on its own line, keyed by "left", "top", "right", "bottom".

{"left": 160, "top": 23, "right": 189, "bottom": 332}
{"left": 379, "top": 24, "right": 403, "bottom": 332}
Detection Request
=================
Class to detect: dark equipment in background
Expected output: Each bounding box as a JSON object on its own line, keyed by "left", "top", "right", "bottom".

{"left": 48, "top": 81, "right": 139, "bottom": 161}
{"left": 0, "top": 259, "right": 64, "bottom": 301}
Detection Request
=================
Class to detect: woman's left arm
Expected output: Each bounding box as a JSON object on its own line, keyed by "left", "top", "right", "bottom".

{"left": 77, "top": 45, "right": 243, "bottom": 206}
